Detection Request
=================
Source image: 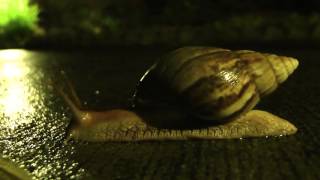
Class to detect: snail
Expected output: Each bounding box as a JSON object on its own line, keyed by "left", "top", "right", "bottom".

{"left": 54, "top": 47, "right": 299, "bottom": 141}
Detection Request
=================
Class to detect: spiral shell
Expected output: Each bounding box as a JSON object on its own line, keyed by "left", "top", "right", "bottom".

{"left": 134, "top": 47, "right": 299, "bottom": 123}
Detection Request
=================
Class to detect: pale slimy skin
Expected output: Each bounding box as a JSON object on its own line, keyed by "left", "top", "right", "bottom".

{"left": 68, "top": 109, "right": 297, "bottom": 141}
{"left": 55, "top": 47, "right": 299, "bottom": 142}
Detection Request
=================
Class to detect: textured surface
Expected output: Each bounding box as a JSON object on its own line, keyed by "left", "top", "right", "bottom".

{"left": 0, "top": 48, "right": 319, "bottom": 180}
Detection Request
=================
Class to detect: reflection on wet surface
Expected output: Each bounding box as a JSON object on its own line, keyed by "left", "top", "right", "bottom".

{"left": 0, "top": 50, "right": 34, "bottom": 128}
{"left": 0, "top": 48, "right": 155, "bottom": 179}
{"left": 0, "top": 50, "right": 86, "bottom": 179}
{"left": 0, "top": 48, "right": 317, "bottom": 179}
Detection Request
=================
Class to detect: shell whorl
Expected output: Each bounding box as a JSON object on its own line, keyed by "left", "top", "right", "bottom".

{"left": 234, "top": 50, "right": 299, "bottom": 96}
{"left": 135, "top": 47, "right": 299, "bottom": 123}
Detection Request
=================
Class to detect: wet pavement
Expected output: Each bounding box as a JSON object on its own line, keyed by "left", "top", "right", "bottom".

{"left": 0, "top": 48, "right": 319, "bottom": 179}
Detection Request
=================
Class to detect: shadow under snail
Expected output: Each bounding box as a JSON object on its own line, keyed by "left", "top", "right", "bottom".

{"left": 54, "top": 47, "right": 299, "bottom": 142}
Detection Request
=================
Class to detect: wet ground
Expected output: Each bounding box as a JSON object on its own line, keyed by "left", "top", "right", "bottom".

{"left": 0, "top": 47, "right": 319, "bottom": 179}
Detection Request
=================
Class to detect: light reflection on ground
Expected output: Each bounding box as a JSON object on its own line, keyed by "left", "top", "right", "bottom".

{"left": 0, "top": 51, "right": 34, "bottom": 128}
{"left": 0, "top": 49, "right": 86, "bottom": 179}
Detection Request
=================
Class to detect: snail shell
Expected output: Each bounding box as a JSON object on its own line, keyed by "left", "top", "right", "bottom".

{"left": 133, "top": 47, "right": 299, "bottom": 124}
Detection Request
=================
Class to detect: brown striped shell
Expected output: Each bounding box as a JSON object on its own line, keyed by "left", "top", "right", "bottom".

{"left": 133, "top": 47, "right": 299, "bottom": 124}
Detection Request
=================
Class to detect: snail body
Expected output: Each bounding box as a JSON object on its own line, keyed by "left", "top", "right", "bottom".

{"left": 57, "top": 47, "right": 299, "bottom": 142}
{"left": 70, "top": 110, "right": 297, "bottom": 141}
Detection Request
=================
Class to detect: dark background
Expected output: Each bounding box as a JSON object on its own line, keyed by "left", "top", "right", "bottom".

{"left": 2, "top": 0, "right": 320, "bottom": 48}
